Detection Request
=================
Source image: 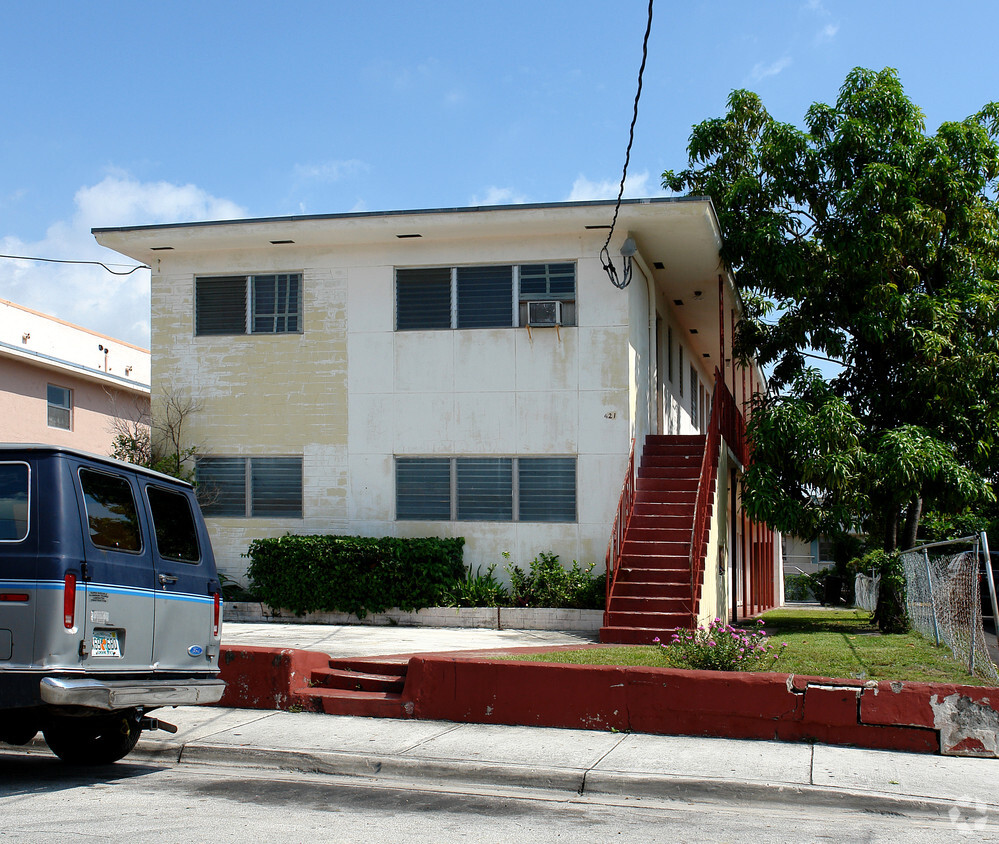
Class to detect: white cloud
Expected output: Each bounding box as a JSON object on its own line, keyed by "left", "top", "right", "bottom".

{"left": 748, "top": 57, "right": 792, "bottom": 83}
{"left": 0, "top": 175, "right": 246, "bottom": 348}
{"left": 292, "top": 159, "right": 369, "bottom": 183}
{"left": 817, "top": 23, "right": 839, "bottom": 42}
{"left": 470, "top": 186, "right": 529, "bottom": 206}
{"left": 566, "top": 171, "right": 651, "bottom": 202}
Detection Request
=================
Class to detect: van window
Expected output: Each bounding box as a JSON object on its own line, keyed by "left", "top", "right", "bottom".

{"left": 0, "top": 463, "right": 29, "bottom": 542}
{"left": 147, "top": 486, "right": 200, "bottom": 563}
{"left": 79, "top": 469, "right": 142, "bottom": 552}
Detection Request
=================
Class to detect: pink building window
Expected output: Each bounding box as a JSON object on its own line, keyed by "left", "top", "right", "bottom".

{"left": 46, "top": 384, "right": 72, "bottom": 430}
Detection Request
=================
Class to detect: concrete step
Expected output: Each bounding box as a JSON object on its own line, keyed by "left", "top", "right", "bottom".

{"left": 606, "top": 609, "right": 694, "bottom": 628}
{"left": 599, "top": 625, "right": 691, "bottom": 645}
{"left": 639, "top": 453, "right": 704, "bottom": 472}
{"left": 607, "top": 596, "right": 691, "bottom": 614}
{"left": 644, "top": 434, "right": 706, "bottom": 450}
{"left": 311, "top": 667, "right": 407, "bottom": 694}
{"left": 304, "top": 688, "right": 412, "bottom": 718}
{"left": 621, "top": 540, "right": 690, "bottom": 558}
{"left": 633, "top": 502, "right": 698, "bottom": 517}
{"left": 623, "top": 527, "right": 691, "bottom": 543}
{"left": 636, "top": 477, "right": 700, "bottom": 494}
{"left": 614, "top": 566, "right": 689, "bottom": 584}
{"left": 610, "top": 581, "right": 690, "bottom": 599}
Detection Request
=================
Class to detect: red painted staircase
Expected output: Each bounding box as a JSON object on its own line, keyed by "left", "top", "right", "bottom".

{"left": 600, "top": 435, "right": 713, "bottom": 645}
{"left": 297, "top": 657, "right": 413, "bottom": 718}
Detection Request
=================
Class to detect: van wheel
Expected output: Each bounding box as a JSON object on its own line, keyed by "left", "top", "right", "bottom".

{"left": 0, "top": 724, "right": 38, "bottom": 746}
{"left": 43, "top": 712, "right": 142, "bottom": 765}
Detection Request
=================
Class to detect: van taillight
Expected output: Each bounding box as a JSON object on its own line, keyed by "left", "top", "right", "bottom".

{"left": 63, "top": 573, "right": 77, "bottom": 629}
{"left": 213, "top": 592, "right": 220, "bottom": 637}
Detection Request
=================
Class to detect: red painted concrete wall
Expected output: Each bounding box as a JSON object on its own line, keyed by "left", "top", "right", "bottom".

{"left": 215, "top": 645, "right": 999, "bottom": 757}
{"left": 217, "top": 646, "right": 329, "bottom": 710}
{"left": 405, "top": 657, "right": 999, "bottom": 757}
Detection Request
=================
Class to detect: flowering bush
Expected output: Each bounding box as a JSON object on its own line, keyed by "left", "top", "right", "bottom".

{"left": 653, "top": 618, "right": 787, "bottom": 672}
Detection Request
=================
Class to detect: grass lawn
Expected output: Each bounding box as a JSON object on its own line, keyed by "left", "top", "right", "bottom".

{"left": 498, "top": 608, "right": 996, "bottom": 686}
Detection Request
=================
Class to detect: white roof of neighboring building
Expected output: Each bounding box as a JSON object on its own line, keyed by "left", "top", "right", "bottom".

{"left": 0, "top": 298, "right": 150, "bottom": 394}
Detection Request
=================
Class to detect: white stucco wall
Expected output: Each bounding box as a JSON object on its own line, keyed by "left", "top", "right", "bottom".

{"left": 141, "top": 220, "right": 716, "bottom": 584}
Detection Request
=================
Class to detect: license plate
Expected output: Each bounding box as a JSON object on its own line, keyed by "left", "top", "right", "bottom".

{"left": 92, "top": 632, "right": 121, "bottom": 657}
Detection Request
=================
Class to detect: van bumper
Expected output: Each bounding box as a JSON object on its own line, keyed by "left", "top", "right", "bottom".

{"left": 39, "top": 676, "right": 226, "bottom": 710}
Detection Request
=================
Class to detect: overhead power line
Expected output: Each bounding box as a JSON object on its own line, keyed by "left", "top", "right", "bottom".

{"left": 600, "top": 0, "right": 654, "bottom": 290}
{"left": 0, "top": 253, "right": 149, "bottom": 276}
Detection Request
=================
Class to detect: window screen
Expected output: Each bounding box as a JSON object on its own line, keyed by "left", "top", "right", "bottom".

{"left": 0, "top": 462, "right": 29, "bottom": 542}
{"left": 396, "top": 268, "right": 452, "bottom": 330}
{"left": 457, "top": 458, "right": 512, "bottom": 520}
{"left": 251, "top": 457, "right": 303, "bottom": 517}
{"left": 252, "top": 274, "right": 301, "bottom": 333}
{"left": 196, "top": 457, "right": 247, "bottom": 516}
{"left": 195, "top": 277, "right": 247, "bottom": 335}
{"left": 47, "top": 384, "right": 72, "bottom": 430}
{"left": 196, "top": 456, "right": 302, "bottom": 517}
{"left": 79, "top": 469, "right": 142, "bottom": 552}
{"left": 147, "top": 486, "right": 200, "bottom": 562}
{"left": 518, "top": 458, "right": 576, "bottom": 522}
{"left": 396, "top": 457, "right": 451, "bottom": 520}
{"left": 457, "top": 266, "right": 513, "bottom": 329}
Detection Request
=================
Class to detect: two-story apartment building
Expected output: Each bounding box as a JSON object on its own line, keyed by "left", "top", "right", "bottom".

{"left": 0, "top": 298, "right": 150, "bottom": 454}
{"left": 94, "top": 197, "right": 780, "bottom": 640}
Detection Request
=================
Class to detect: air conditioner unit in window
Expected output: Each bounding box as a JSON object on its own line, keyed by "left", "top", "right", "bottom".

{"left": 526, "top": 300, "right": 561, "bottom": 327}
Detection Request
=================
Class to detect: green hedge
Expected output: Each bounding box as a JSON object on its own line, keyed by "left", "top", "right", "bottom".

{"left": 244, "top": 535, "right": 465, "bottom": 618}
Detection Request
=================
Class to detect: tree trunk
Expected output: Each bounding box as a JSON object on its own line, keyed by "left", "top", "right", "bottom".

{"left": 900, "top": 497, "right": 923, "bottom": 551}
{"left": 884, "top": 507, "right": 899, "bottom": 553}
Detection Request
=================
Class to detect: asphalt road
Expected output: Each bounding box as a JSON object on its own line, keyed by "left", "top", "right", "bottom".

{"left": 0, "top": 751, "right": 992, "bottom": 843}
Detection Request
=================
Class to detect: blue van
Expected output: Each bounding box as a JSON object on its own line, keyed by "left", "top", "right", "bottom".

{"left": 0, "top": 445, "right": 225, "bottom": 764}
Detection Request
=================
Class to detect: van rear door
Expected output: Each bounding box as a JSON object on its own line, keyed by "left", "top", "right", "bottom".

{"left": 75, "top": 465, "right": 155, "bottom": 671}
{"left": 143, "top": 483, "right": 220, "bottom": 672}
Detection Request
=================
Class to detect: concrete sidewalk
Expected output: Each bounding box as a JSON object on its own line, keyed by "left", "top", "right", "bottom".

{"left": 117, "top": 705, "right": 998, "bottom": 820}
{"left": 29, "top": 620, "right": 984, "bottom": 822}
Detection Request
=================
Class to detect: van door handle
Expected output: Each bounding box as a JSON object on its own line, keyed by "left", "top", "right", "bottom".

{"left": 158, "top": 574, "right": 178, "bottom": 585}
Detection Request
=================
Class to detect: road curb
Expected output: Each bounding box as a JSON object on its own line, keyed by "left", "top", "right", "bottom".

{"left": 153, "top": 740, "right": 984, "bottom": 817}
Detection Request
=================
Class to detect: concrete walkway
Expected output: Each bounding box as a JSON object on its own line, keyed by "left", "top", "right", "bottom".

{"left": 220, "top": 621, "right": 597, "bottom": 658}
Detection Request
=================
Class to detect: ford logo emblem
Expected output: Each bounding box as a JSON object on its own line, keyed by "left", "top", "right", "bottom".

{"left": 187, "top": 645, "right": 204, "bottom": 657}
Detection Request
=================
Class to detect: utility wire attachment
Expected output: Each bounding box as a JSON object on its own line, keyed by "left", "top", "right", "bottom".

{"left": 601, "top": 0, "right": 654, "bottom": 290}
{"left": 0, "top": 253, "right": 150, "bottom": 276}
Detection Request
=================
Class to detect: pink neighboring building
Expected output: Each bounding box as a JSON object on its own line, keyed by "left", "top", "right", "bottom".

{"left": 0, "top": 298, "right": 150, "bottom": 455}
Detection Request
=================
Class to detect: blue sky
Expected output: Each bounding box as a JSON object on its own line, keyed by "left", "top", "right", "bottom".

{"left": 2, "top": 0, "right": 997, "bottom": 348}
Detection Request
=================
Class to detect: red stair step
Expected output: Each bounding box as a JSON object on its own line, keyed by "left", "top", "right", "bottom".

{"left": 606, "top": 610, "right": 694, "bottom": 628}
{"left": 310, "top": 667, "right": 406, "bottom": 694}
{"left": 607, "top": 596, "right": 690, "bottom": 613}
{"left": 303, "top": 688, "right": 412, "bottom": 718}
{"left": 599, "top": 626, "right": 690, "bottom": 645}
{"left": 611, "top": 581, "right": 690, "bottom": 599}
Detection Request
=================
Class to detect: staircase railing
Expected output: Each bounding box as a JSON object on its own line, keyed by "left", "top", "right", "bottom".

{"left": 688, "top": 370, "right": 745, "bottom": 619}
{"left": 604, "top": 437, "right": 636, "bottom": 618}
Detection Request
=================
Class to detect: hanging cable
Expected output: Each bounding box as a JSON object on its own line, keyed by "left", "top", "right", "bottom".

{"left": 600, "top": 0, "right": 654, "bottom": 290}
{"left": 0, "top": 253, "right": 149, "bottom": 276}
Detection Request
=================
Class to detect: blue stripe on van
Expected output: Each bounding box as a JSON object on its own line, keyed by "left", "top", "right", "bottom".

{"left": 2, "top": 580, "right": 214, "bottom": 605}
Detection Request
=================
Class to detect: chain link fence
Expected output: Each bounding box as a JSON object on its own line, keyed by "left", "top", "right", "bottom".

{"left": 901, "top": 536, "right": 999, "bottom": 685}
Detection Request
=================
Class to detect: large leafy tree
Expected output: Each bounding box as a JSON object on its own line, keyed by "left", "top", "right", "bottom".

{"left": 663, "top": 68, "right": 999, "bottom": 551}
